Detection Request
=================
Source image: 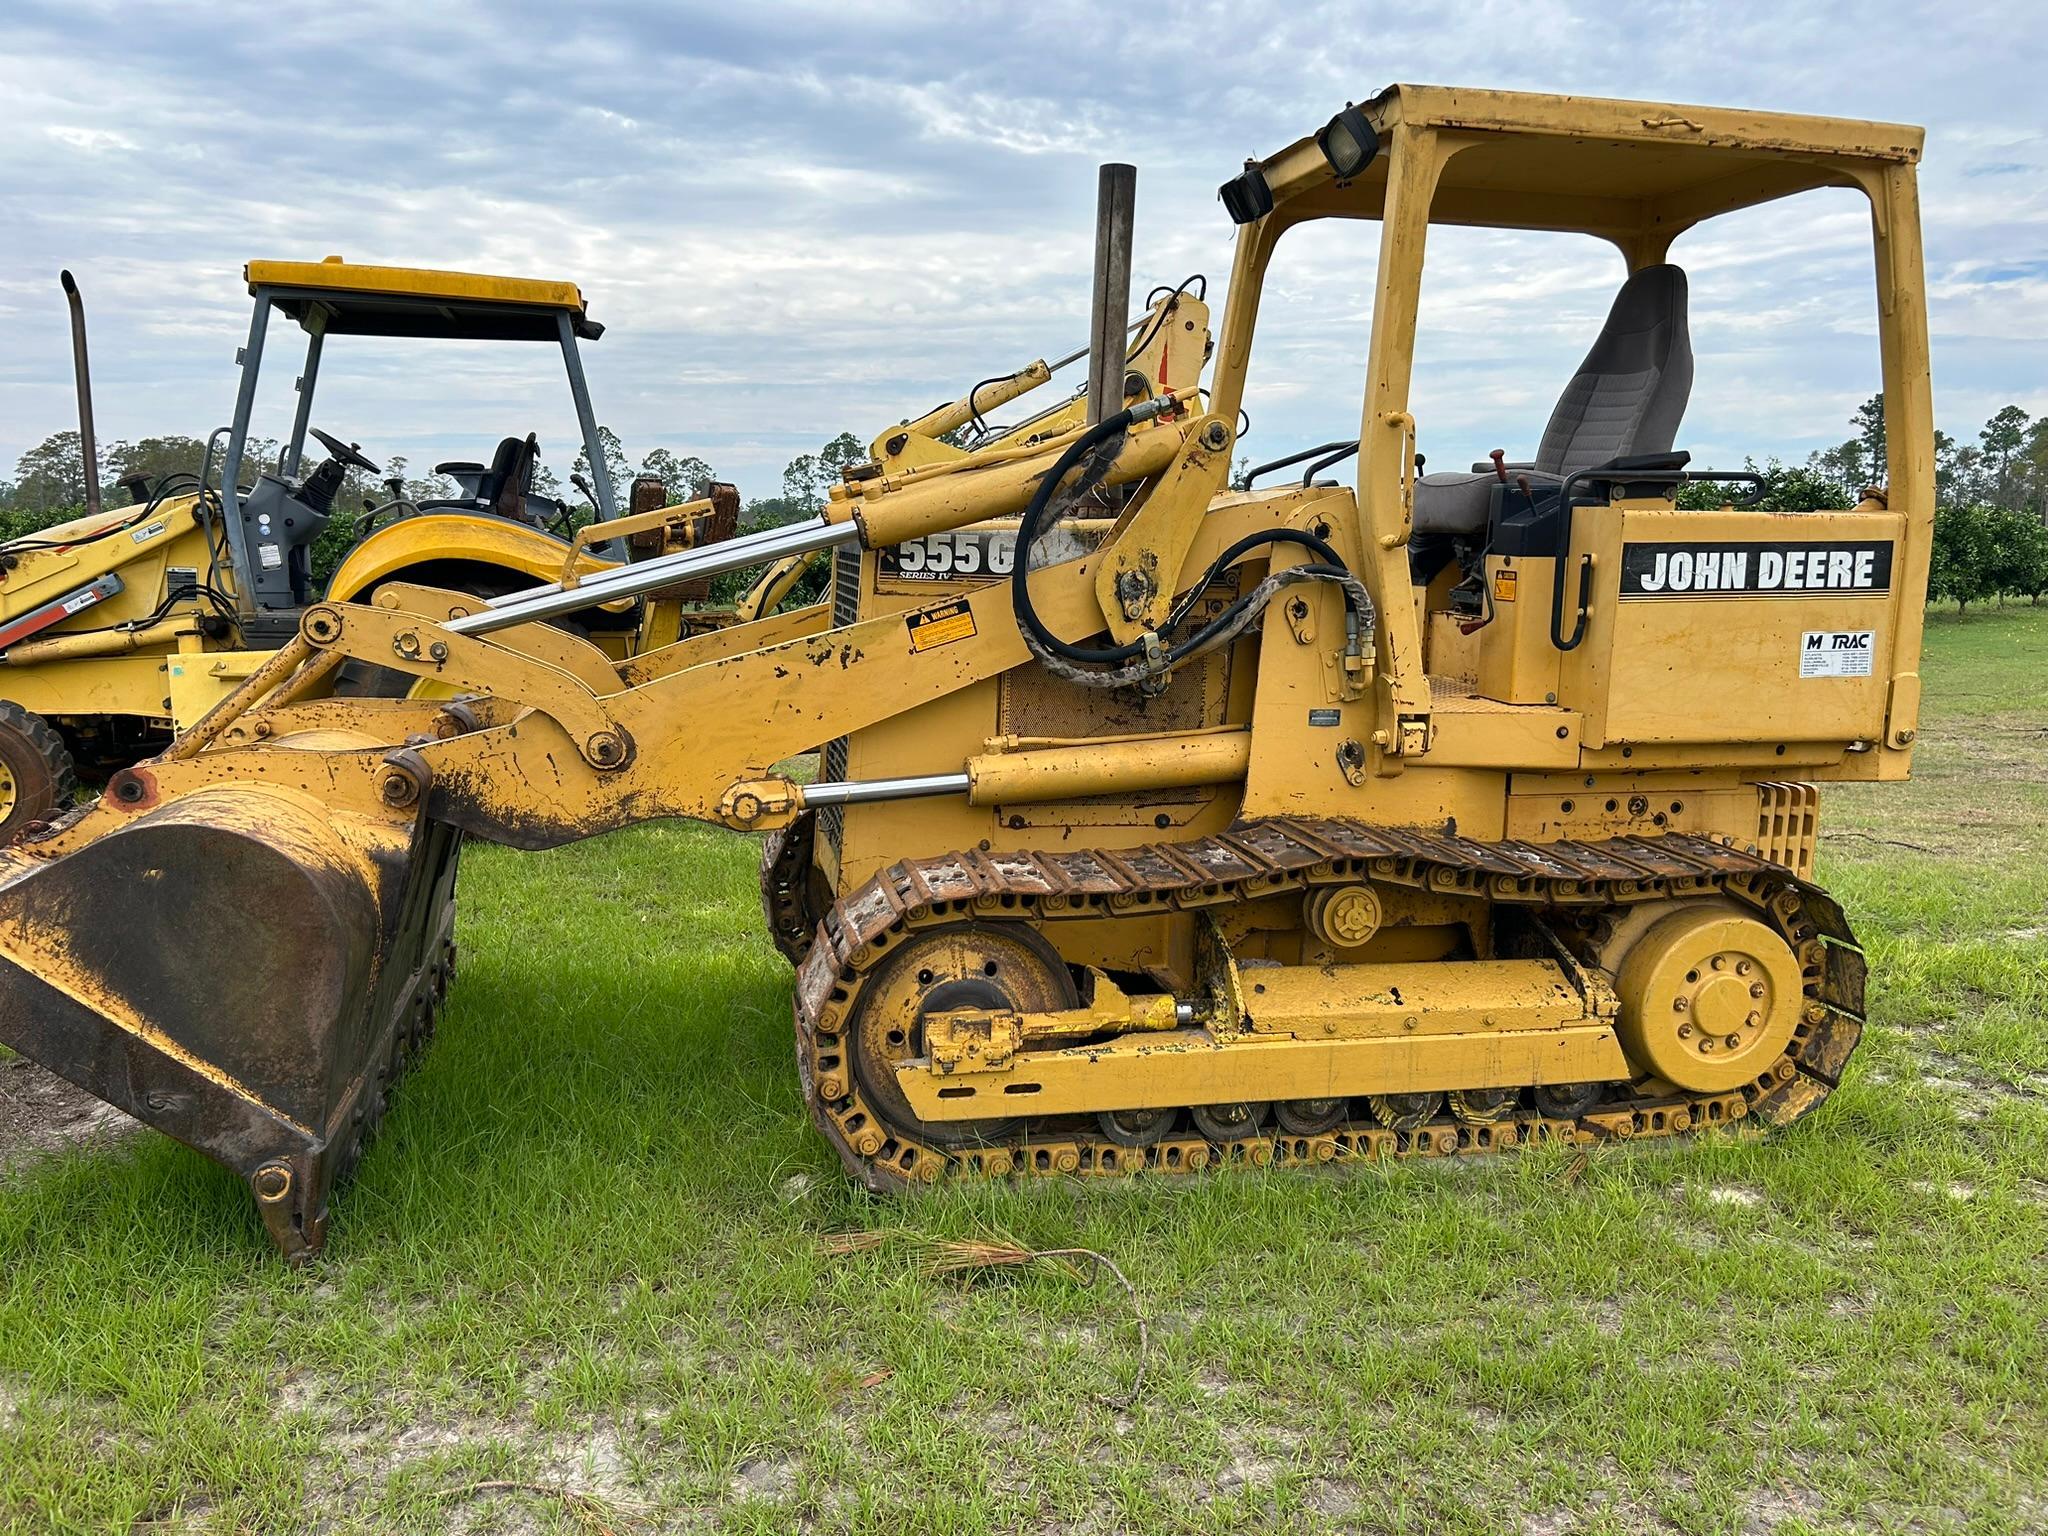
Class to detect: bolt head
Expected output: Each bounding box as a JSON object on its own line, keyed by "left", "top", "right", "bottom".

{"left": 252, "top": 1163, "right": 293, "bottom": 1201}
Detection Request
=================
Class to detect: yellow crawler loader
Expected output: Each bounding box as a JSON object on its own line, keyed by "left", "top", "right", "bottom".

{"left": 0, "top": 88, "right": 1932, "bottom": 1258}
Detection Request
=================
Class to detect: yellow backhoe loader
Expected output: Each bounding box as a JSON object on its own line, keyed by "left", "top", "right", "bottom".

{"left": 0, "top": 87, "right": 1933, "bottom": 1259}
{"left": 0, "top": 260, "right": 668, "bottom": 837}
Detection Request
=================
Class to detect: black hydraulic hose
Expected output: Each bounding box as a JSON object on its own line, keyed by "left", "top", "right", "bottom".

{"left": 1010, "top": 400, "right": 1169, "bottom": 666}
{"left": 0, "top": 472, "right": 205, "bottom": 553}
{"left": 1011, "top": 398, "right": 1360, "bottom": 672}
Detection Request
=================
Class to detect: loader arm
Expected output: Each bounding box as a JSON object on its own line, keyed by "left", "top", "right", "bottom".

{"left": 45, "top": 431, "right": 1287, "bottom": 858}
{"left": 0, "top": 408, "right": 1287, "bottom": 1254}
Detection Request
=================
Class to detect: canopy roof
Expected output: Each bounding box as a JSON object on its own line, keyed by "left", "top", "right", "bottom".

{"left": 243, "top": 259, "right": 601, "bottom": 341}
{"left": 1258, "top": 84, "right": 1924, "bottom": 245}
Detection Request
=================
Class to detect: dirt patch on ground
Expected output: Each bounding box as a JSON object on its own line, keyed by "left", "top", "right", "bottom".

{"left": 0, "top": 1056, "right": 138, "bottom": 1176}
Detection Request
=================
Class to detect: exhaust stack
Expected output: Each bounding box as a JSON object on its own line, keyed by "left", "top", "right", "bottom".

{"left": 60, "top": 271, "right": 103, "bottom": 518}
{"left": 1085, "top": 163, "right": 1136, "bottom": 426}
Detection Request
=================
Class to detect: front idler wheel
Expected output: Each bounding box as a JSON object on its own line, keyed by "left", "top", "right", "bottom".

{"left": 844, "top": 921, "right": 1078, "bottom": 1149}
{"left": 1613, "top": 904, "right": 1803, "bottom": 1093}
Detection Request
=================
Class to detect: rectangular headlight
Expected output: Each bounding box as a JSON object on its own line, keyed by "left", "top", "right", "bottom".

{"left": 1217, "top": 164, "right": 1274, "bottom": 225}
{"left": 1317, "top": 105, "right": 1380, "bottom": 180}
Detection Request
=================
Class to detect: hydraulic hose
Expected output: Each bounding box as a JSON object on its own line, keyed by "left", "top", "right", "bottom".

{"left": 1009, "top": 396, "right": 1367, "bottom": 679}
{"left": 1009, "top": 398, "right": 1172, "bottom": 665}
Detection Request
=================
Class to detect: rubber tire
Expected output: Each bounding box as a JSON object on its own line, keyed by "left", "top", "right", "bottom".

{"left": 0, "top": 701, "right": 79, "bottom": 843}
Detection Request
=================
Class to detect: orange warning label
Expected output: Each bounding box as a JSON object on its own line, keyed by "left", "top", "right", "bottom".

{"left": 906, "top": 600, "right": 977, "bottom": 652}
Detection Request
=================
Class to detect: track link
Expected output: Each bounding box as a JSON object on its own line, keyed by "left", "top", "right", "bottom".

{"left": 761, "top": 809, "right": 823, "bottom": 966}
{"left": 791, "top": 818, "right": 1865, "bottom": 1188}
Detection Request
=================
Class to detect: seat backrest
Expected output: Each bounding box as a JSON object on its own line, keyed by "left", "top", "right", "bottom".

{"left": 491, "top": 434, "right": 539, "bottom": 522}
{"left": 472, "top": 436, "right": 526, "bottom": 508}
{"left": 1535, "top": 264, "right": 1692, "bottom": 478}
{"left": 470, "top": 435, "right": 541, "bottom": 522}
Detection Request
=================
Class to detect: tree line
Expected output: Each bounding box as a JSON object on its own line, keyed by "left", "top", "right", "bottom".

{"left": 1716, "top": 394, "right": 2048, "bottom": 613}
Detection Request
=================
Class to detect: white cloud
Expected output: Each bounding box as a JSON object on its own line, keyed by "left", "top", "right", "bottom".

{"left": 0, "top": 0, "right": 2042, "bottom": 495}
{"left": 43, "top": 125, "right": 136, "bottom": 154}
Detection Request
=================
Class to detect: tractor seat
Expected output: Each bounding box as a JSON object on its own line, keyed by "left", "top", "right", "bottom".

{"left": 1410, "top": 263, "right": 1693, "bottom": 538}
{"left": 418, "top": 436, "right": 543, "bottom": 525}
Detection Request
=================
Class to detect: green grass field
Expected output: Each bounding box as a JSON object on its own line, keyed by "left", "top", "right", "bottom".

{"left": 1, "top": 607, "right": 2044, "bottom": 1535}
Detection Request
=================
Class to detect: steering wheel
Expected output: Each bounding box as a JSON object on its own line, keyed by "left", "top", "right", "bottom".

{"left": 309, "top": 427, "right": 381, "bottom": 474}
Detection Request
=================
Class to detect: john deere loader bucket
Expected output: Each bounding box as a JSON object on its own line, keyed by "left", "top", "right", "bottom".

{"left": 0, "top": 773, "right": 459, "bottom": 1259}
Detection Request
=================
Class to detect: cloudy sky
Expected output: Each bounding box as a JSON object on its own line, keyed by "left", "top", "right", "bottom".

{"left": 2, "top": 1, "right": 2043, "bottom": 501}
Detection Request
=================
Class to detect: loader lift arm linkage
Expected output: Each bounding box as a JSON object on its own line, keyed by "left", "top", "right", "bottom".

{"left": 0, "top": 84, "right": 1933, "bottom": 1258}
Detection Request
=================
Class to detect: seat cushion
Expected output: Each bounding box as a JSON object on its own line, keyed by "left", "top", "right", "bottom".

{"left": 1412, "top": 469, "right": 1562, "bottom": 536}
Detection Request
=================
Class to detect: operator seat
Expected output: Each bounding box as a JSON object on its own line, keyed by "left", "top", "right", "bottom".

{"left": 423, "top": 435, "right": 545, "bottom": 527}
{"left": 1410, "top": 263, "right": 1693, "bottom": 539}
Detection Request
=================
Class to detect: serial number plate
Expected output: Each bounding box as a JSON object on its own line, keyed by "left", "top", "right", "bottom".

{"left": 879, "top": 529, "right": 1017, "bottom": 582}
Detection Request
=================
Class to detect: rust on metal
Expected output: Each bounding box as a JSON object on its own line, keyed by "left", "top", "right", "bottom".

{"left": 0, "top": 783, "right": 461, "bottom": 1258}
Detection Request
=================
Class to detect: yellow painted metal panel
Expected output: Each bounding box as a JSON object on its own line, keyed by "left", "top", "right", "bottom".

{"left": 898, "top": 1022, "right": 1630, "bottom": 1119}
{"left": 243, "top": 260, "right": 585, "bottom": 313}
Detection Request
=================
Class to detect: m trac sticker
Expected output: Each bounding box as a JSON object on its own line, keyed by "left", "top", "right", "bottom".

{"left": 1618, "top": 541, "right": 1893, "bottom": 599}
{"left": 905, "top": 599, "right": 978, "bottom": 653}
{"left": 1799, "top": 630, "right": 1875, "bottom": 678}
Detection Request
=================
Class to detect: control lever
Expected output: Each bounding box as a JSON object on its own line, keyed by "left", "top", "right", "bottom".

{"left": 1489, "top": 449, "right": 1508, "bottom": 483}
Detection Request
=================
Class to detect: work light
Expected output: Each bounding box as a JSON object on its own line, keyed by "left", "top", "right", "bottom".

{"left": 1317, "top": 105, "right": 1379, "bottom": 179}
{"left": 1217, "top": 163, "right": 1274, "bottom": 225}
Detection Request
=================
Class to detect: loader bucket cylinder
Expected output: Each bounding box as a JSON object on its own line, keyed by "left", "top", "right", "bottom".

{"left": 0, "top": 780, "right": 460, "bottom": 1258}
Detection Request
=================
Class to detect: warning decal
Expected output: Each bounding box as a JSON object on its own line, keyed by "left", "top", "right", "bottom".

{"left": 1492, "top": 568, "right": 1518, "bottom": 602}
{"left": 1799, "top": 630, "right": 1875, "bottom": 678}
{"left": 906, "top": 599, "right": 978, "bottom": 653}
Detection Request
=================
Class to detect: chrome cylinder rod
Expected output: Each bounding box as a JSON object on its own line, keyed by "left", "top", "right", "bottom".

{"left": 802, "top": 772, "right": 970, "bottom": 808}
{"left": 479, "top": 513, "right": 841, "bottom": 611}
{"left": 447, "top": 516, "right": 853, "bottom": 636}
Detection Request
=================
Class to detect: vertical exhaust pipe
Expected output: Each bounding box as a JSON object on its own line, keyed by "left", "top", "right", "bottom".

{"left": 60, "top": 271, "right": 103, "bottom": 518}
{"left": 1085, "top": 163, "right": 1136, "bottom": 425}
